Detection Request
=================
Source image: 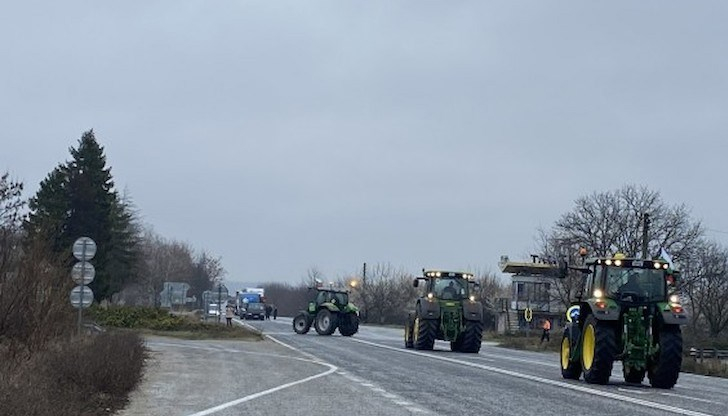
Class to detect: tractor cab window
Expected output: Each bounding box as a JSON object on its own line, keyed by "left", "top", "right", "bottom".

{"left": 434, "top": 278, "right": 466, "bottom": 300}
{"left": 605, "top": 267, "right": 666, "bottom": 301}
{"left": 332, "top": 292, "right": 348, "bottom": 305}
{"left": 315, "top": 291, "right": 327, "bottom": 305}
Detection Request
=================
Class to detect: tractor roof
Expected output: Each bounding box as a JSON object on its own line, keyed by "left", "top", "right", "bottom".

{"left": 422, "top": 270, "right": 474, "bottom": 280}
{"left": 584, "top": 255, "right": 672, "bottom": 271}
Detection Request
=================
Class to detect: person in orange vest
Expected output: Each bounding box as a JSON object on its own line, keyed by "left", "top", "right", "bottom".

{"left": 540, "top": 318, "right": 551, "bottom": 343}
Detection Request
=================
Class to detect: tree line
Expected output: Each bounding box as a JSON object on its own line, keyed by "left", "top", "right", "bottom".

{"left": 1, "top": 130, "right": 223, "bottom": 329}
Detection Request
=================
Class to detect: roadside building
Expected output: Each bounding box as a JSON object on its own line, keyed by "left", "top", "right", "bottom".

{"left": 497, "top": 255, "right": 567, "bottom": 334}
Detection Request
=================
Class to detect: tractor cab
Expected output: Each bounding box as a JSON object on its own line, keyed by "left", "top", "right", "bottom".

{"left": 581, "top": 255, "right": 681, "bottom": 308}
{"left": 414, "top": 270, "right": 477, "bottom": 302}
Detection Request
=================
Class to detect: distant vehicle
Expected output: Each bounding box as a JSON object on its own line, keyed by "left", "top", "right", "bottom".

{"left": 243, "top": 302, "right": 266, "bottom": 320}
{"left": 237, "top": 288, "right": 266, "bottom": 315}
{"left": 208, "top": 303, "right": 221, "bottom": 318}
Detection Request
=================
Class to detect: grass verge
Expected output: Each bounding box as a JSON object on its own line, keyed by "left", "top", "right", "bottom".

{"left": 89, "top": 306, "right": 262, "bottom": 340}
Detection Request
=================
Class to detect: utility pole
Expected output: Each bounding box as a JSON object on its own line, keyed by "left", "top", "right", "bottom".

{"left": 641, "top": 213, "right": 651, "bottom": 259}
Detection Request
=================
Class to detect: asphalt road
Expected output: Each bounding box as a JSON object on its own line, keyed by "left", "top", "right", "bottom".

{"left": 121, "top": 318, "right": 728, "bottom": 416}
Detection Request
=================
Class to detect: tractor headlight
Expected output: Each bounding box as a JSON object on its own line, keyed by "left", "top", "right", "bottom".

{"left": 427, "top": 292, "right": 434, "bottom": 300}
{"left": 669, "top": 294, "right": 680, "bottom": 304}
{"left": 469, "top": 295, "right": 475, "bottom": 302}
{"left": 593, "top": 289, "right": 603, "bottom": 299}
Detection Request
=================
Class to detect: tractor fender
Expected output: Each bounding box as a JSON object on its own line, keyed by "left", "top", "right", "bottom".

{"left": 659, "top": 309, "right": 689, "bottom": 325}
{"left": 586, "top": 299, "right": 620, "bottom": 321}
{"left": 462, "top": 300, "right": 483, "bottom": 322}
{"left": 320, "top": 302, "right": 342, "bottom": 313}
{"left": 417, "top": 298, "right": 440, "bottom": 320}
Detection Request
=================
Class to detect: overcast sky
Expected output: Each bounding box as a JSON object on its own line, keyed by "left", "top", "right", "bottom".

{"left": 2, "top": 1, "right": 727, "bottom": 287}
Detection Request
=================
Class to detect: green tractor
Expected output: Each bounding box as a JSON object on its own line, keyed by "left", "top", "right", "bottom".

{"left": 404, "top": 270, "right": 484, "bottom": 353}
{"left": 560, "top": 255, "right": 687, "bottom": 388}
{"left": 292, "top": 287, "right": 359, "bottom": 336}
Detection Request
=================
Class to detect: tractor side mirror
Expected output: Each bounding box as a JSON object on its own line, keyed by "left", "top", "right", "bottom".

{"left": 413, "top": 279, "right": 419, "bottom": 288}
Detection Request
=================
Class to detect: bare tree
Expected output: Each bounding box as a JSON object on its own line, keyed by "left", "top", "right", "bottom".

{"left": 0, "top": 173, "right": 73, "bottom": 358}
{"left": 538, "top": 185, "right": 704, "bottom": 308}
{"left": 682, "top": 241, "right": 728, "bottom": 338}
{"left": 352, "top": 263, "right": 416, "bottom": 324}
{"left": 550, "top": 185, "right": 702, "bottom": 262}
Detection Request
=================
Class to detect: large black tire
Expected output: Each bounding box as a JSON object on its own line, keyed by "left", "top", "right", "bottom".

{"left": 458, "top": 321, "right": 483, "bottom": 353}
{"left": 413, "top": 317, "right": 437, "bottom": 350}
{"left": 314, "top": 309, "right": 338, "bottom": 335}
{"left": 623, "top": 366, "right": 646, "bottom": 384}
{"left": 292, "top": 313, "right": 311, "bottom": 334}
{"left": 581, "top": 315, "right": 617, "bottom": 385}
{"left": 338, "top": 313, "right": 359, "bottom": 337}
{"left": 404, "top": 316, "right": 414, "bottom": 349}
{"left": 648, "top": 325, "right": 682, "bottom": 389}
{"left": 560, "top": 327, "right": 582, "bottom": 380}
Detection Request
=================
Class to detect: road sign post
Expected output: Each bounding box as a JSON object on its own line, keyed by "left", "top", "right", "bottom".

{"left": 71, "top": 237, "right": 96, "bottom": 334}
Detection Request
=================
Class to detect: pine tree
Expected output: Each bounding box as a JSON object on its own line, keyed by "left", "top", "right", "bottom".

{"left": 26, "top": 130, "right": 139, "bottom": 301}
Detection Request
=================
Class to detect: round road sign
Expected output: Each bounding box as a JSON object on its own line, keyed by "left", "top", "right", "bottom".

{"left": 70, "top": 285, "right": 94, "bottom": 309}
{"left": 73, "top": 237, "right": 97, "bottom": 261}
{"left": 71, "top": 261, "right": 96, "bottom": 285}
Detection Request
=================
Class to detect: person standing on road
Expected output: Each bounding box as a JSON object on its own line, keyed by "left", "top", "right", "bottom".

{"left": 225, "top": 304, "right": 234, "bottom": 327}
{"left": 273, "top": 306, "right": 278, "bottom": 320}
{"left": 265, "top": 304, "right": 272, "bottom": 320}
{"left": 540, "top": 318, "right": 551, "bottom": 343}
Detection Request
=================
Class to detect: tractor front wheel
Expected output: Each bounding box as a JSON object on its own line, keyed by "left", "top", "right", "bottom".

{"left": 292, "top": 313, "right": 311, "bottom": 334}
{"left": 314, "top": 309, "right": 338, "bottom": 335}
{"left": 648, "top": 325, "right": 682, "bottom": 389}
{"left": 458, "top": 321, "right": 483, "bottom": 353}
{"left": 581, "top": 315, "right": 616, "bottom": 385}
{"left": 560, "top": 327, "right": 582, "bottom": 380}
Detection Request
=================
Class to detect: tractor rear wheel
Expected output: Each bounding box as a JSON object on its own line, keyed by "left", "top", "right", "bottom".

{"left": 314, "top": 309, "right": 338, "bottom": 335}
{"left": 413, "top": 317, "right": 436, "bottom": 350}
{"left": 338, "top": 313, "right": 359, "bottom": 336}
{"left": 404, "top": 316, "right": 414, "bottom": 349}
{"left": 648, "top": 325, "right": 682, "bottom": 389}
{"left": 292, "top": 313, "right": 311, "bottom": 334}
{"left": 581, "top": 315, "right": 616, "bottom": 385}
{"left": 560, "top": 327, "right": 582, "bottom": 380}
{"left": 458, "top": 321, "right": 483, "bottom": 353}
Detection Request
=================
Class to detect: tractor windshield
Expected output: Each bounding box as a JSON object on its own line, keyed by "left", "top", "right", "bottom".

{"left": 605, "top": 267, "right": 666, "bottom": 301}
{"left": 434, "top": 278, "right": 467, "bottom": 300}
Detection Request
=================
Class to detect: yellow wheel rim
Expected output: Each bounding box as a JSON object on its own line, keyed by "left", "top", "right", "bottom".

{"left": 561, "top": 336, "right": 571, "bottom": 370}
{"left": 582, "top": 324, "right": 595, "bottom": 370}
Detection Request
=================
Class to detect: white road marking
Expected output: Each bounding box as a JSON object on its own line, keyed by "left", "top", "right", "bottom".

{"left": 661, "top": 392, "right": 724, "bottom": 405}
{"left": 185, "top": 335, "right": 338, "bottom": 416}
{"left": 350, "top": 338, "right": 715, "bottom": 416}
{"left": 476, "top": 354, "right": 555, "bottom": 367}
{"left": 618, "top": 388, "right": 650, "bottom": 394}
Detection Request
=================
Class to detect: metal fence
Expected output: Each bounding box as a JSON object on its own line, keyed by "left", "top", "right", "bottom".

{"left": 689, "top": 347, "right": 728, "bottom": 361}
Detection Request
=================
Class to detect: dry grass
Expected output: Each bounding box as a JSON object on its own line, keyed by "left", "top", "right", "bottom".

{"left": 0, "top": 331, "right": 147, "bottom": 416}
